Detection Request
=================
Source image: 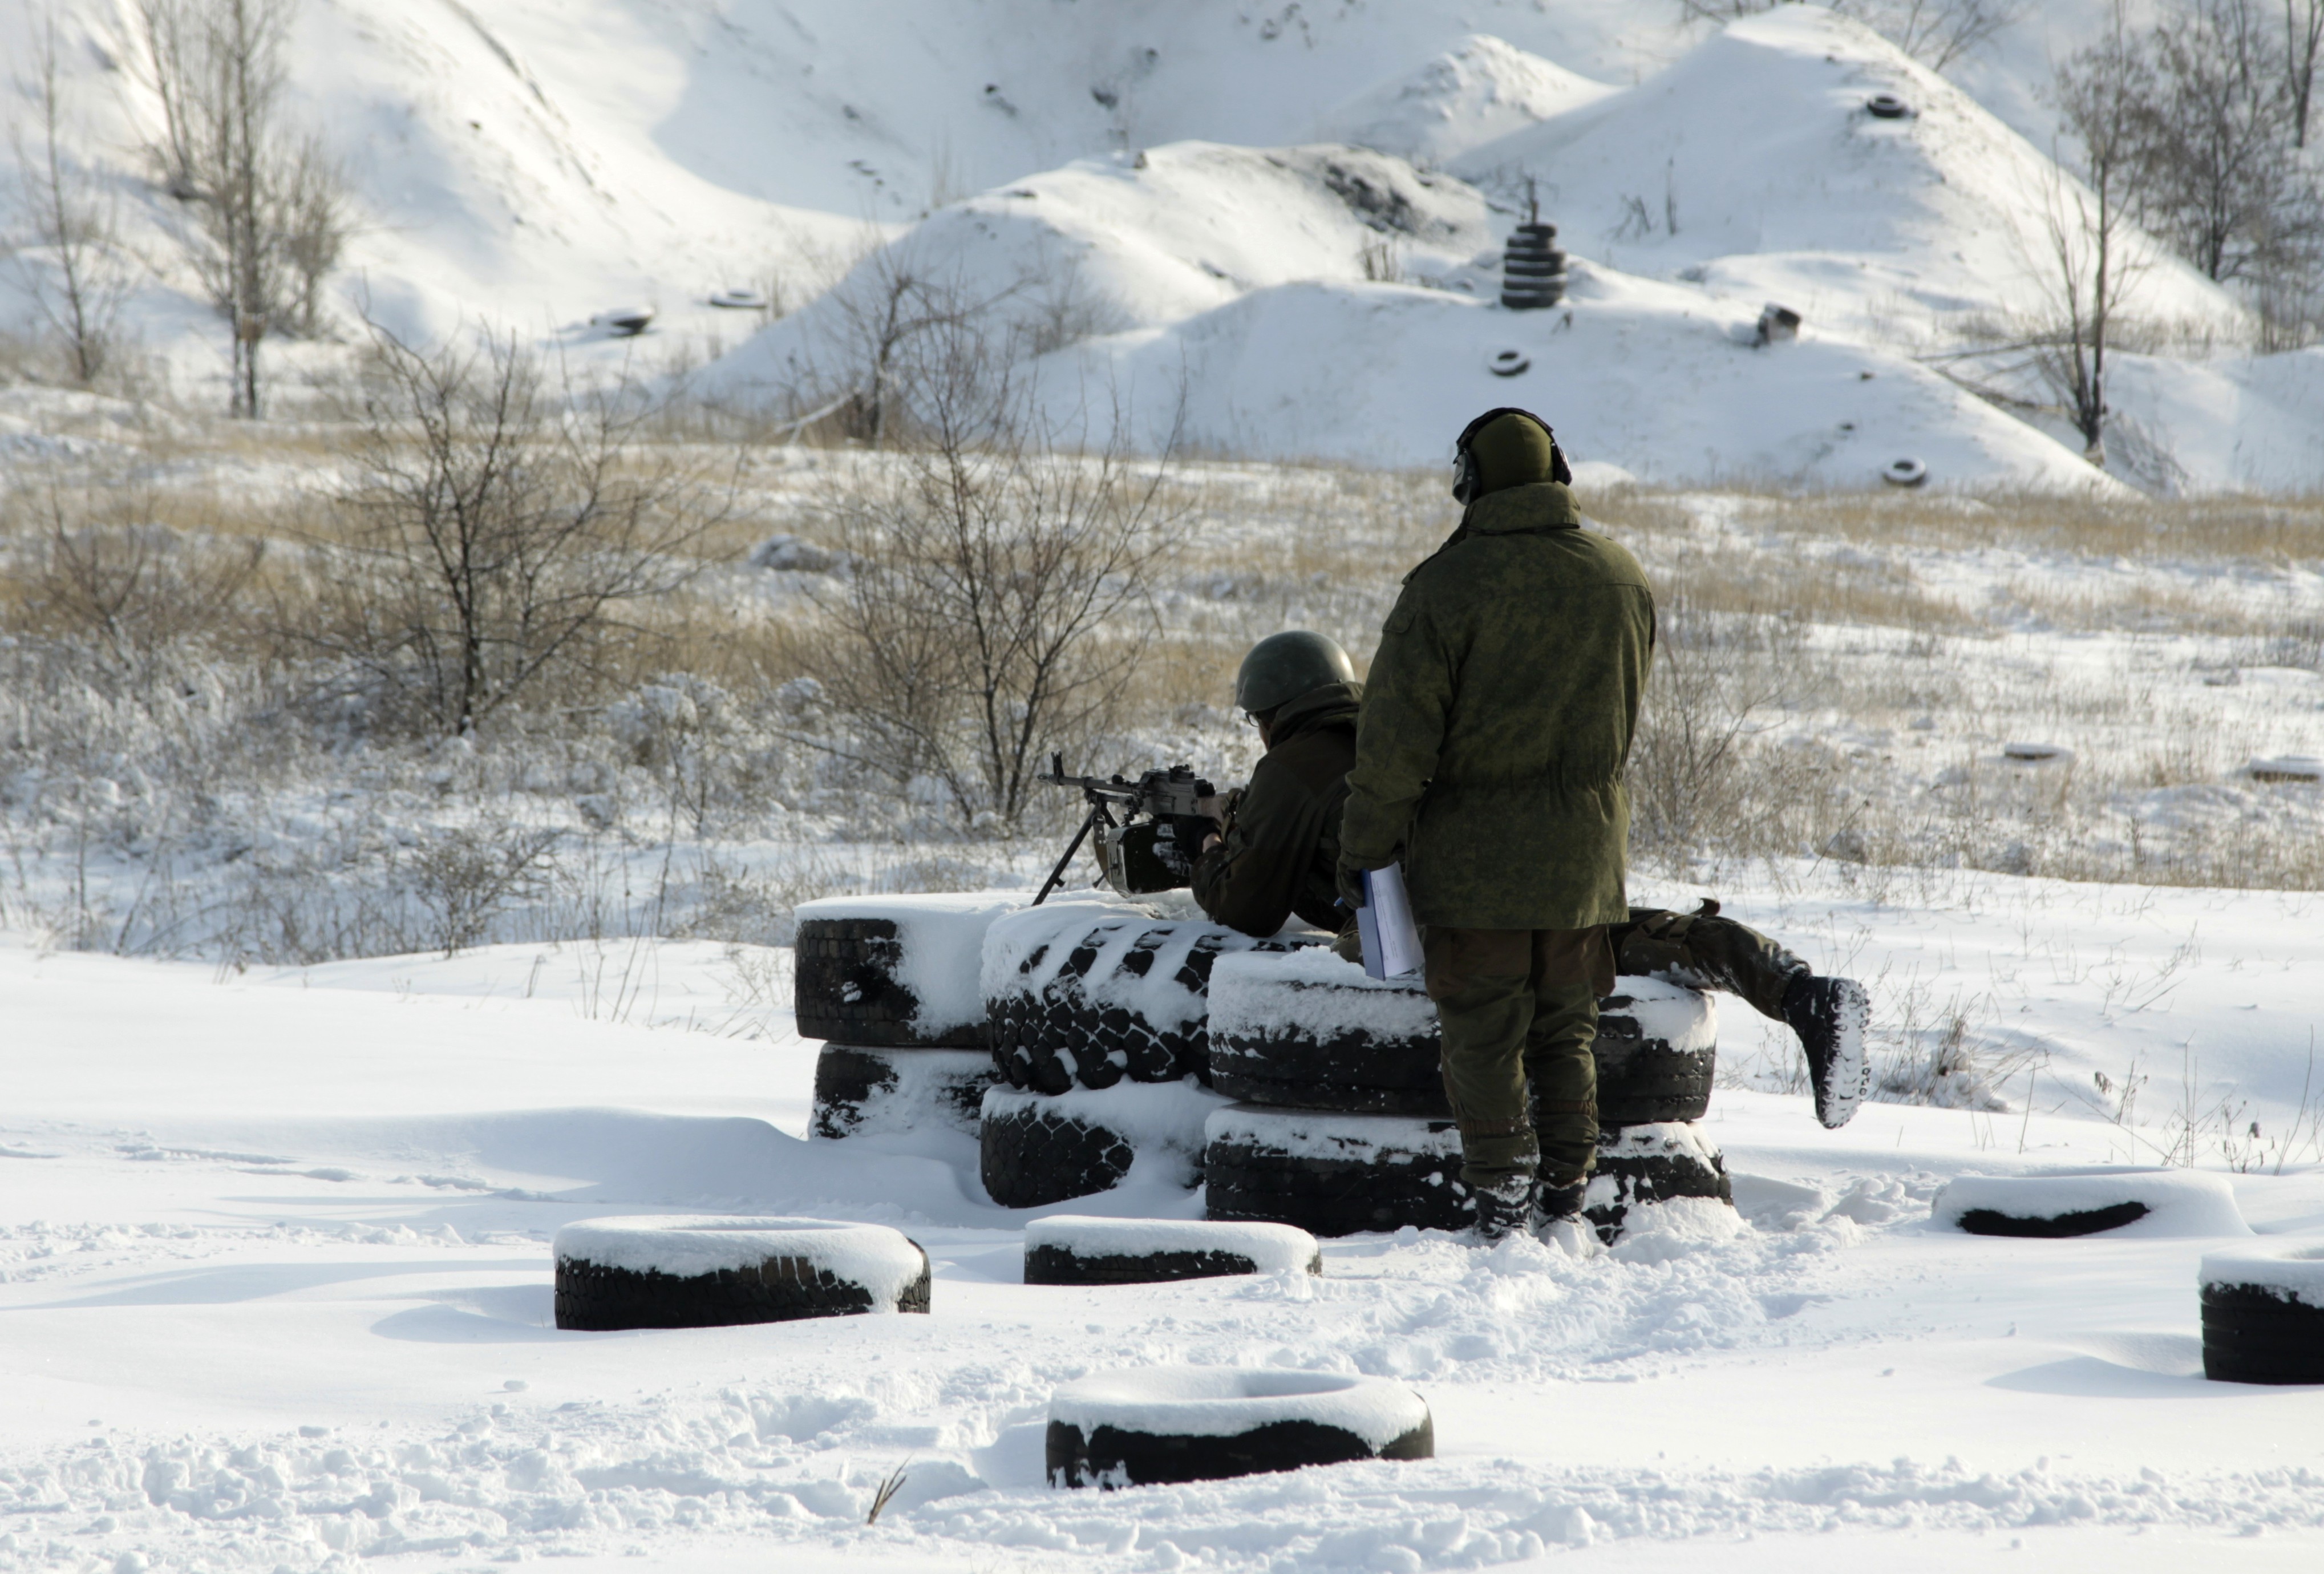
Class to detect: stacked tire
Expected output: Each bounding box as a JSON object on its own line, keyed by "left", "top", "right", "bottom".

{"left": 1500, "top": 222, "right": 1567, "bottom": 310}
{"left": 1204, "top": 949, "right": 1730, "bottom": 1240}
{"left": 977, "top": 897, "right": 1277, "bottom": 1208}
{"left": 793, "top": 893, "right": 1028, "bottom": 1142}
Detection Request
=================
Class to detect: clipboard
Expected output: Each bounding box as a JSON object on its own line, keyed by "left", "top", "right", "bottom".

{"left": 1356, "top": 863, "right": 1424, "bottom": 979}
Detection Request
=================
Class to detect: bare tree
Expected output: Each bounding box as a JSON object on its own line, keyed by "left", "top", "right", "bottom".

{"left": 312, "top": 325, "right": 730, "bottom": 738}
{"left": 133, "top": 0, "right": 350, "bottom": 415}
{"left": 2131, "top": 0, "right": 2324, "bottom": 285}
{"left": 2290, "top": 0, "right": 2324, "bottom": 147}
{"left": 9, "top": 9, "right": 132, "bottom": 385}
{"left": 795, "top": 305, "right": 1181, "bottom": 830}
{"left": 2040, "top": 17, "right": 2153, "bottom": 467}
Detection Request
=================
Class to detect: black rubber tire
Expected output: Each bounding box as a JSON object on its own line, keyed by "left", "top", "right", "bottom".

{"left": 979, "top": 1085, "right": 1224, "bottom": 1208}
{"left": 2202, "top": 1285, "right": 2324, "bottom": 1384}
{"left": 1584, "top": 1123, "right": 1734, "bottom": 1244}
{"left": 1209, "top": 975, "right": 1714, "bottom": 1125}
{"left": 1500, "top": 286, "right": 1566, "bottom": 310}
{"left": 1510, "top": 222, "right": 1558, "bottom": 242}
{"left": 1205, "top": 1110, "right": 1471, "bottom": 1236}
{"left": 1024, "top": 1243, "right": 1313, "bottom": 1285}
{"left": 794, "top": 917, "right": 983, "bottom": 1048}
{"left": 554, "top": 1244, "right": 932, "bottom": 1330}
{"left": 1047, "top": 1414, "right": 1433, "bottom": 1488}
{"left": 987, "top": 916, "right": 1293, "bottom": 1091}
{"left": 1956, "top": 1201, "right": 2151, "bottom": 1238}
{"left": 811, "top": 1043, "right": 993, "bottom": 1140}
{"left": 1503, "top": 252, "right": 1568, "bottom": 276}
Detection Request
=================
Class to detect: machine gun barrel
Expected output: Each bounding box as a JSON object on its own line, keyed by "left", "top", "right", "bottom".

{"left": 1032, "top": 753, "right": 1216, "bottom": 904}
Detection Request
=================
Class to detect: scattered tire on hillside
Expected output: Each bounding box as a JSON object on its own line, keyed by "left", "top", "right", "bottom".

{"left": 811, "top": 1044, "right": 994, "bottom": 1140}
{"left": 553, "top": 1217, "right": 930, "bottom": 1330}
{"left": 980, "top": 1081, "right": 1227, "bottom": 1209}
{"left": 1023, "top": 1215, "right": 1322, "bottom": 1285}
{"left": 983, "top": 900, "right": 1295, "bottom": 1091}
{"left": 1584, "top": 1123, "right": 1734, "bottom": 1244}
{"left": 1205, "top": 1104, "right": 1471, "bottom": 1236}
{"left": 1047, "top": 1366, "right": 1432, "bottom": 1487}
{"left": 1933, "top": 1170, "right": 2249, "bottom": 1238}
{"left": 2201, "top": 1243, "right": 2324, "bottom": 1385}
{"left": 1209, "top": 953, "right": 1717, "bottom": 1124}
{"left": 793, "top": 892, "right": 1029, "bottom": 1048}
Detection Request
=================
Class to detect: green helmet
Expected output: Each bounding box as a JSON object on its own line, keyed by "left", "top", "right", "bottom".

{"left": 1234, "top": 630, "right": 1355, "bottom": 714}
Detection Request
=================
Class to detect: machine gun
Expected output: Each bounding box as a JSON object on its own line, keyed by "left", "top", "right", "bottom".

{"left": 1033, "top": 754, "right": 1219, "bottom": 905}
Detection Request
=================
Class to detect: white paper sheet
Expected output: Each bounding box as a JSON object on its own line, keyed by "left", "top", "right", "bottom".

{"left": 1357, "top": 863, "right": 1424, "bottom": 979}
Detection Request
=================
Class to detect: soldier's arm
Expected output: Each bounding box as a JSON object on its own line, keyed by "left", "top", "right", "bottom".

{"left": 1339, "top": 585, "right": 1453, "bottom": 872}
{"left": 1190, "top": 765, "right": 1323, "bottom": 937}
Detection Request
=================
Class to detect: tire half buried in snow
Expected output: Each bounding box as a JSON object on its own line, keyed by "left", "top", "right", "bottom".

{"left": 553, "top": 1217, "right": 930, "bottom": 1330}
{"left": 1023, "top": 1215, "right": 1321, "bottom": 1284}
{"left": 2201, "top": 1242, "right": 2324, "bottom": 1385}
{"left": 1047, "top": 1366, "right": 1432, "bottom": 1487}
{"left": 793, "top": 892, "right": 1030, "bottom": 1048}
{"left": 980, "top": 1082, "right": 1225, "bottom": 1209}
{"left": 1207, "top": 953, "right": 1717, "bottom": 1124}
{"left": 812, "top": 1043, "right": 993, "bottom": 1140}
{"left": 1585, "top": 1123, "right": 1733, "bottom": 1243}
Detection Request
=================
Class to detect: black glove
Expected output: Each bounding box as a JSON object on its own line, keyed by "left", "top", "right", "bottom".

{"left": 1336, "top": 857, "right": 1367, "bottom": 910}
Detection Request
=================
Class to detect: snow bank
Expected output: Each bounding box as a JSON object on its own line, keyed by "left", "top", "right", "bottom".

{"left": 2201, "top": 1241, "right": 2324, "bottom": 1309}
{"left": 796, "top": 890, "right": 1031, "bottom": 1038}
{"left": 552, "top": 1216, "right": 928, "bottom": 1301}
{"left": 1209, "top": 948, "right": 1438, "bottom": 1044}
{"left": 1206, "top": 1104, "right": 1461, "bottom": 1164}
{"left": 1933, "top": 1170, "right": 2251, "bottom": 1239}
{"left": 1049, "top": 1366, "right": 1428, "bottom": 1448}
{"left": 1025, "top": 1215, "right": 1322, "bottom": 1276}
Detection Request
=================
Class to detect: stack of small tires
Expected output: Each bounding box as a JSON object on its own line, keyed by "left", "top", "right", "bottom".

{"left": 793, "top": 892, "right": 1029, "bottom": 1143}
{"left": 978, "top": 896, "right": 1298, "bottom": 1208}
{"left": 1500, "top": 223, "right": 1567, "bottom": 310}
{"left": 1205, "top": 948, "right": 1730, "bottom": 1241}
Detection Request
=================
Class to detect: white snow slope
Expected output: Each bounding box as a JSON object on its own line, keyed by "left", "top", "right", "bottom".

{"left": 4, "top": 2, "right": 2319, "bottom": 488}
{"left": 6, "top": 864, "right": 2324, "bottom": 1572}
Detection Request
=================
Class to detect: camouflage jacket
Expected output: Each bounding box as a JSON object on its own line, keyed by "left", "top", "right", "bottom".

{"left": 1191, "top": 681, "right": 1361, "bottom": 936}
{"left": 1340, "top": 481, "right": 1654, "bottom": 929}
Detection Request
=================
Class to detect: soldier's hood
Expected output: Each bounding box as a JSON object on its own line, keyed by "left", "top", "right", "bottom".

{"left": 1464, "top": 481, "right": 1581, "bottom": 534}
{"left": 1269, "top": 681, "right": 1363, "bottom": 743}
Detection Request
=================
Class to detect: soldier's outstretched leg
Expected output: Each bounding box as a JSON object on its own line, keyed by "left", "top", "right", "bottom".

{"left": 1426, "top": 928, "right": 1544, "bottom": 1241}
{"left": 1612, "top": 901, "right": 1870, "bottom": 1129}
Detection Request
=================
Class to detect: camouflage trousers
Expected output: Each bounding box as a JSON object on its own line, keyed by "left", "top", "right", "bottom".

{"left": 1606, "top": 901, "right": 1808, "bottom": 1022}
{"left": 1424, "top": 925, "right": 1617, "bottom": 1195}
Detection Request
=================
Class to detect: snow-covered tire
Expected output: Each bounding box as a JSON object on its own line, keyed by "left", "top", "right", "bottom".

{"left": 979, "top": 1082, "right": 1226, "bottom": 1209}
{"left": 1208, "top": 956, "right": 1716, "bottom": 1125}
{"left": 1594, "top": 980, "right": 1718, "bottom": 1126}
{"left": 553, "top": 1217, "right": 930, "bottom": 1330}
{"left": 2201, "top": 1243, "right": 2324, "bottom": 1385}
{"left": 811, "top": 1045, "right": 993, "bottom": 1140}
{"left": 1584, "top": 1123, "right": 1733, "bottom": 1244}
{"left": 1023, "top": 1216, "right": 1322, "bottom": 1285}
{"left": 793, "top": 893, "right": 1028, "bottom": 1048}
{"left": 1934, "top": 1171, "right": 2248, "bottom": 1239}
{"left": 1204, "top": 1105, "right": 1471, "bottom": 1236}
{"left": 983, "top": 901, "right": 1292, "bottom": 1091}
{"left": 1047, "top": 1367, "right": 1432, "bottom": 1487}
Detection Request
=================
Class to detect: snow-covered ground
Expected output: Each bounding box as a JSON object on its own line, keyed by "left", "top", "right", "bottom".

{"left": 6, "top": 861, "right": 2324, "bottom": 1573}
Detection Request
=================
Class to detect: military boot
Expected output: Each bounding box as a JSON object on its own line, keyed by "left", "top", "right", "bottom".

{"left": 1469, "top": 1171, "right": 1536, "bottom": 1243}
{"left": 1782, "top": 973, "right": 1872, "bottom": 1129}
{"left": 1530, "top": 1177, "right": 1586, "bottom": 1230}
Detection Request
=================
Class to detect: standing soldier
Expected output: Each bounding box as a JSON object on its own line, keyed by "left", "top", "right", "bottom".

{"left": 1339, "top": 407, "right": 1655, "bottom": 1241}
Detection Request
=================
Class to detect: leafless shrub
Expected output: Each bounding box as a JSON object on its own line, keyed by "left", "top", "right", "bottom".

{"left": 131, "top": 0, "right": 353, "bottom": 414}
{"left": 410, "top": 817, "right": 561, "bottom": 956}
{"left": 8, "top": 8, "right": 134, "bottom": 387}
{"left": 298, "top": 323, "right": 733, "bottom": 738}
{"left": 789, "top": 309, "right": 1183, "bottom": 831}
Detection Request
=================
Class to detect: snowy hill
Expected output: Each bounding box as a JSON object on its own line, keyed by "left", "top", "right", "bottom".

{"left": 1, "top": 1, "right": 2320, "bottom": 489}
